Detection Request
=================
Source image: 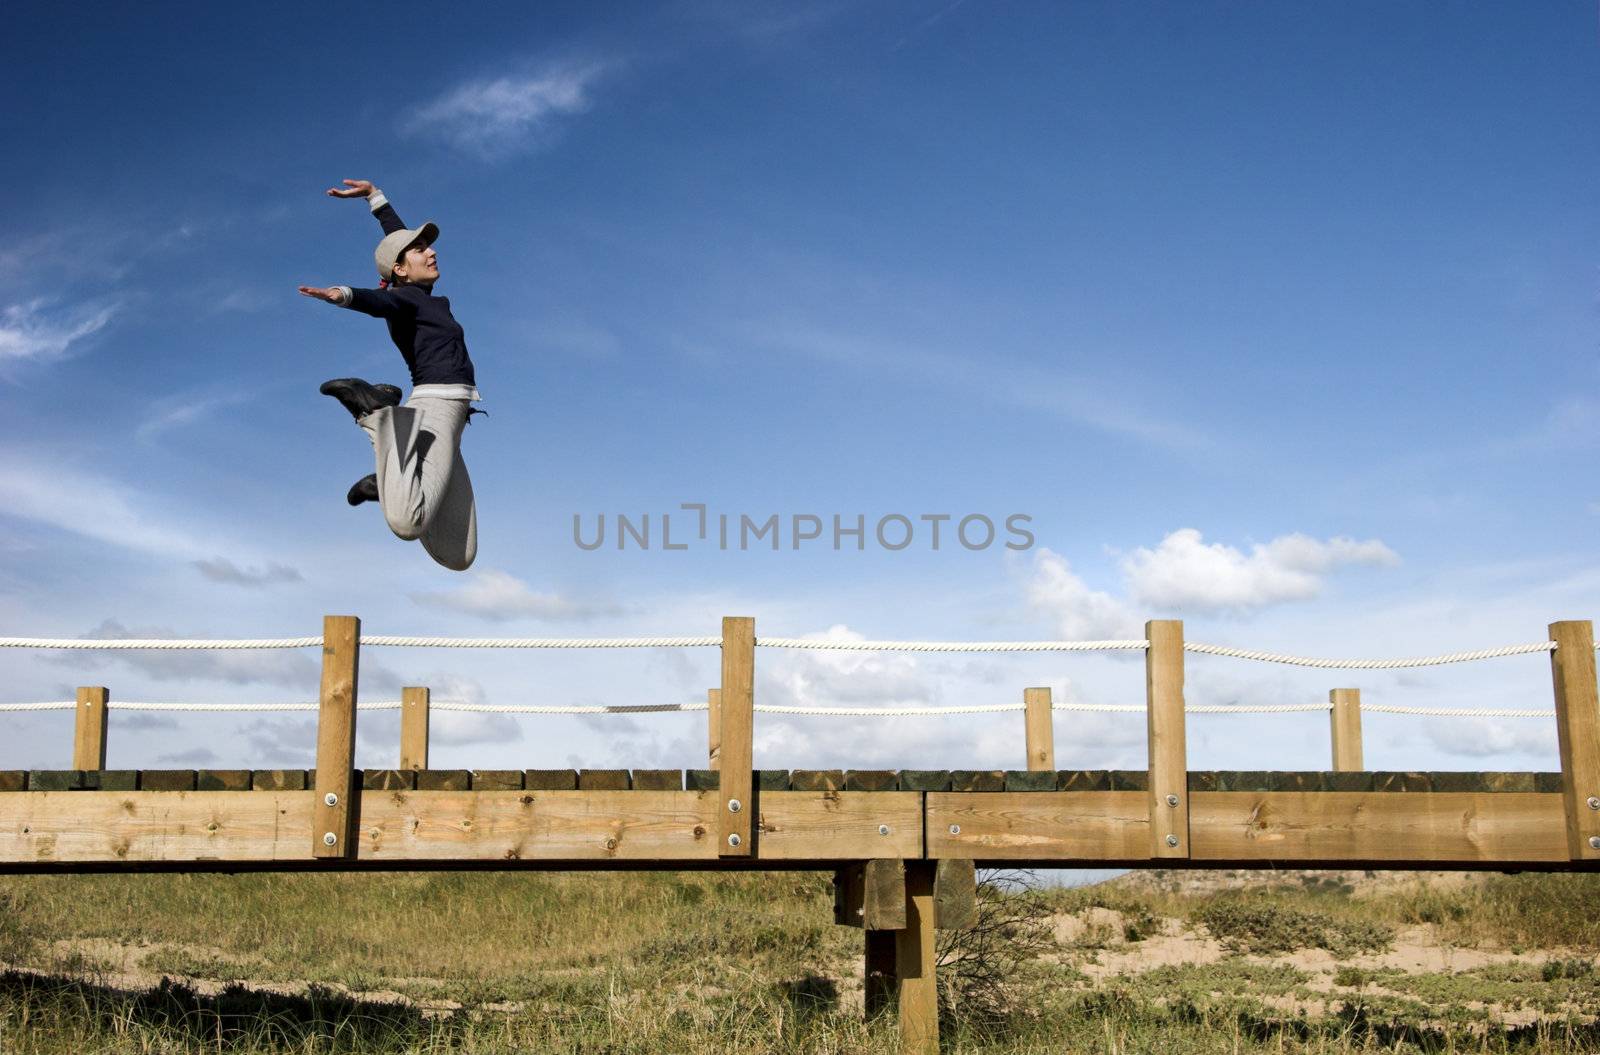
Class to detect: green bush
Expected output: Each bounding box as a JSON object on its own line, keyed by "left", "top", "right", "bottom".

{"left": 1197, "top": 898, "right": 1392, "bottom": 956}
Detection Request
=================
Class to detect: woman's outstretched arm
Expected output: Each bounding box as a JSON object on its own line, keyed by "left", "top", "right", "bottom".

{"left": 297, "top": 284, "right": 416, "bottom": 319}
{"left": 327, "top": 177, "right": 408, "bottom": 235}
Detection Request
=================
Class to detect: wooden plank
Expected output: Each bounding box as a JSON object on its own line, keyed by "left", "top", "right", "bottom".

{"left": 685, "top": 770, "right": 720, "bottom": 791}
{"left": 757, "top": 770, "right": 790, "bottom": 791}
{"left": 30, "top": 771, "right": 83, "bottom": 792}
{"left": 1146, "top": 619, "right": 1187, "bottom": 859}
{"left": 718, "top": 616, "right": 755, "bottom": 857}
{"left": 312, "top": 614, "right": 360, "bottom": 860}
{"left": 1373, "top": 771, "right": 1432, "bottom": 793}
{"left": 1330, "top": 688, "right": 1363, "bottom": 771}
{"left": 845, "top": 771, "right": 898, "bottom": 791}
{"left": 950, "top": 770, "right": 1003, "bottom": 792}
{"left": 707, "top": 687, "right": 721, "bottom": 769}
{"left": 1190, "top": 792, "right": 1568, "bottom": 863}
{"left": 863, "top": 858, "right": 907, "bottom": 929}
{"left": 928, "top": 792, "right": 1149, "bottom": 860}
{"left": 73, "top": 687, "right": 109, "bottom": 770}
{"left": 140, "top": 771, "right": 196, "bottom": 791}
{"left": 0, "top": 791, "right": 313, "bottom": 862}
{"left": 864, "top": 930, "right": 896, "bottom": 1019}
{"left": 89, "top": 771, "right": 138, "bottom": 792}
{"left": 1004, "top": 770, "right": 1054, "bottom": 792}
{"left": 790, "top": 770, "right": 845, "bottom": 792}
{"left": 933, "top": 858, "right": 977, "bottom": 930}
{"left": 1549, "top": 620, "right": 1600, "bottom": 860}
{"left": 1058, "top": 770, "right": 1110, "bottom": 792}
{"left": 834, "top": 863, "right": 864, "bottom": 925}
{"left": 756, "top": 791, "right": 923, "bottom": 859}
{"left": 354, "top": 790, "right": 718, "bottom": 861}
{"left": 1325, "top": 771, "right": 1373, "bottom": 792}
{"left": 577, "top": 770, "right": 629, "bottom": 791}
{"left": 415, "top": 770, "right": 471, "bottom": 791}
{"left": 899, "top": 771, "right": 952, "bottom": 792}
{"left": 0, "top": 772, "right": 26, "bottom": 792}
{"left": 400, "top": 686, "right": 429, "bottom": 771}
{"left": 631, "top": 770, "right": 683, "bottom": 791}
{"left": 252, "top": 770, "right": 307, "bottom": 791}
{"left": 196, "top": 770, "right": 252, "bottom": 791}
{"left": 472, "top": 770, "right": 525, "bottom": 791}
{"left": 1482, "top": 772, "right": 1537, "bottom": 793}
{"left": 1023, "top": 686, "right": 1054, "bottom": 770}
{"left": 523, "top": 770, "right": 577, "bottom": 791}
{"left": 362, "top": 770, "right": 415, "bottom": 791}
{"left": 895, "top": 861, "right": 938, "bottom": 1055}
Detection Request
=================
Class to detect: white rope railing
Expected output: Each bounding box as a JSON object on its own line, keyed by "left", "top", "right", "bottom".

{"left": 1182, "top": 641, "right": 1559, "bottom": 669}
{"left": 1362, "top": 704, "right": 1555, "bottom": 718}
{"left": 0, "top": 635, "right": 718, "bottom": 651}
{"left": 756, "top": 638, "right": 1150, "bottom": 653}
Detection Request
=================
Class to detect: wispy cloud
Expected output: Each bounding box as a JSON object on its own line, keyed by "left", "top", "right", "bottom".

{"left": 404, "top": 60, "right": 610, "bottom": 159}
{"left": 136, "top": 390, "right": 253, "bottom": 443}
{"left": 0, "top": 459, "right": 208, "bottom": 558}
{"left": 410, "top": 570, "right": 624, "bottom": 622}
{"left": 1121, "top": 529, "right": 1399, "bottom": 612}
{"left": 192, "top": 558, "right": 304, "bottom": 588}
{"left": 0, "top": 298, "right": 118, "bottom": 367}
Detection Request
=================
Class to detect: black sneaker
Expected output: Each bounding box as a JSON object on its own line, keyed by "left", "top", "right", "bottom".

{"left": 346, "top": 474, "right": 379, "bottom": 507}
{"left": 320, "top": 378, "right": 402, "bottom": 421}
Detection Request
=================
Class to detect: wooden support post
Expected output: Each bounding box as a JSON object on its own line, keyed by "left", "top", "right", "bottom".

{"left": 864, "top": 929, "right": 896, "bottom": 1019}
{"left": 933, "top": 859, "right": 978, "bottom": 929}
{"left": 1329, "top": 688, "right": 1363, "bottom": 771}
{"left": 312, "top": 615, "right": 360, "bottom": 860}
{"left": 718, "top": 617, "right": 754, "bottom": 857}
{"left": 895, "top": 860, "right": 939, "bottom": 1055}
{"left": 400, "top": 686, "right": 429, "bottom": 771}
{"left": 1549, "top": 620, "right": 1600, "bottom": 861}
{"left": 1023, "top": 686, "right": 1054, "bottom": 771}
{"left": 72, "top": 687, "right": 109, "bottom": 770}
{"left": 1146, "top": 619, "right": 1188, "bottom": 859}
{"left": 707, "top": 688, "right": 722, "bottom": 769}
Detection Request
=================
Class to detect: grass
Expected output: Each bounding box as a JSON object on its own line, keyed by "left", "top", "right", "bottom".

{"left": 0, "top": 869, "right": 1597, "bottom": 1053}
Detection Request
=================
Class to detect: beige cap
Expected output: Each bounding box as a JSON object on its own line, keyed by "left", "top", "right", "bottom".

{"left": 374, "top": 222, "right": 439, "bottom": 281}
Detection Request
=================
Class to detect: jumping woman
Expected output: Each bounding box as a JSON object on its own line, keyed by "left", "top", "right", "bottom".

{"left": 298, "top": 179, "right": 480, "bottom": 572}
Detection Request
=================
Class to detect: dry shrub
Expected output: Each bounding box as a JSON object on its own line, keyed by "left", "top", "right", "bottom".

{"left": 935, "top": 869, "right": 1055, "bottom": 1031}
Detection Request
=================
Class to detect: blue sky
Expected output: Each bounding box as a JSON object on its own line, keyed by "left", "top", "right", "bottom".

{"left": 1, "top": 1, "right": 1595, "bottom": 780}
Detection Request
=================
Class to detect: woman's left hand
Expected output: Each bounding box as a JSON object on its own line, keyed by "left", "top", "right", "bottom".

{"left": 298, "top": 285, "right": 342, "bottom": 304}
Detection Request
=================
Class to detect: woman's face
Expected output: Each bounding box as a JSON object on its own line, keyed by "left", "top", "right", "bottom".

{"left": 394, "top": 242, "right": 439, "bottom": 284}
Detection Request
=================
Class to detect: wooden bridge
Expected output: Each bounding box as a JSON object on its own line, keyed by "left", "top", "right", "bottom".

{"left": 3, "top": 616, "right": 1597, "bottom": 1054}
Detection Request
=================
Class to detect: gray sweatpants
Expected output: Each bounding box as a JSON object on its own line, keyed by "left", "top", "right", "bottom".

{"left": 358, "top": 394, "right": 477, "bottom": 571}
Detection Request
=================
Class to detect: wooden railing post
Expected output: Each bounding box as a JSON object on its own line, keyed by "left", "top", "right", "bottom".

{"left": 718, "top": 617, "right": 754, "bottom": 857}
{"left": 73, "top": 686, "right": 109, "bottom": 770}
{"left": 1329, "top": 688, "right": 1363, "bottom": 771}
{"left": 1549, "top": 620, "right": 1600, "bottom": 861}
{"left": 707, "top": 688, "right": 722, "bottom": 769}
{"left": 1024, "top": 686, "right": 1054, "bottom": 771}
{"left": 313, "top": 615, "right": 360, "bottom": 860}
{"left": 1146, "top": 619, "right": 1188, "bottom": 859}
{"left": 895, "top": 860, "right": 939, "bottom": 1055}
{"left": 400, "top": 686, "right": 429, "bottom": 771}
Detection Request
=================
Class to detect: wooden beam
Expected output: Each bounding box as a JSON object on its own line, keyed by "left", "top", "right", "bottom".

{"left": 1023, "top": 687, "right": 1053, "bottom": 771}
{"left": 400, "top": 687, "right": 429, "bottom": 771}
{"left": 2, "top": 791, "right": 313, "bottom": 862}
{"left": 1190, "top": 791, "right": 1567, "bottom": 863}
{"left": 895, "top": 860, "right": 939, "bottom": 1055}
{"left": 312, "top": 615, "right": 360, "bottom": 860}
{"left": 72, "top": 687, "right": 109, "bottom": 770}
{"left": 863, "top": 859, "right": 908, "bottom": 929}
{"left": 757, "top": 791, "right": 922, "bottom": 860}
{"left": 933, "top": 858, "right": 977, "bottom": 929}
{"left": 1146, "top": 620, "right": 1188, "bottom": 859}
{"left": 929, "top": 791, "right": 1149, "bottom": 859}
{"left": 718, "top": 617, "right": 754, "bottom": 857}
{"left": 1549, "top": 620, "right": 1600, "bottom": 861}
{"left": 1329, "top": 688, "right": 1363, "bottom": 772}
{"left": 864, "top": 930, "right": 896, "bottom": 1019}
{"left": 707, "top": 688, "right": 721, "bottom": 769}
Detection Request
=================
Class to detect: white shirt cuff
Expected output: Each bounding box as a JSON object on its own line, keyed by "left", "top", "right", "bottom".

{"left": 367, "top": 190, "right": 388, "bottom": 212}
{"left": 332, "top": 286, "right": 353, "bottom": 307}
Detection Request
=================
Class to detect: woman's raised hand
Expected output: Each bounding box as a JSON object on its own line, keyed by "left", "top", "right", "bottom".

{"left": 326, "top": 179, "right": 375, "bottom": 199}
{"left": 298, "top": 285, "right": 342, "bottom": 304}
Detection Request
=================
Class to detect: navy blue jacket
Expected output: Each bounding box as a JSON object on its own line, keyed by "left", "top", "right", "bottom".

{"left": 345, "top": 201, "right": 477, "bottom": 388}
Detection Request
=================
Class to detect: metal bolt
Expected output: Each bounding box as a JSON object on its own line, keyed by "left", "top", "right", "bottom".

{"left": 878, "top": 824, "right": 891, "bottom": 836}
{"left": 324, "top": 792, "right": 338, "bottom": 807}
{"left": 727, "top": 798, "right": 742, "bottom": 814}
{"left": 1165, "top": 793, "right": 1180, "bottom": 808}
{"left": 1591, "top": 836, "right": 1600, "bottom": 851}
{"left": 1588, "top": 796, "right": 1600, "bottom": 811}
{"left": 949, "top": 824, "right": 961, "bottom": 835}
{"left": 727, "top": 833, "right": 742, "bottom": 848}
{"left": 1165, "top": 834, "right": 1180, "bottom": 848}
{"left": 322, "top": 832, "right": 337, "bottom": 846}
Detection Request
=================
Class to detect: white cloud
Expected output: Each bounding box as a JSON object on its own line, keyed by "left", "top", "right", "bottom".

{"left": 0, "top": 298, "right": 117, "bottom": 366}
{"left": 1026, "top": 549, "right": 1140, "bottom": 641}
{"left": 410, "top": 570, "right": 622, "bottom": 622}
{"left": 1120, "top": 528, "right": 1398, "bottom": 612}
{"left": 193, "top": 558, "right": 303, "bottom": 588}
{"left": 0, "top": 460, "right": 208, "bottom": 558}
{"left": 405, "top": 61, "right": 608, "bottom": 158}
{"left": 136, "top": 390, "right": 251, "bottom": 443}
{"left": 1422, "top": 717, "right": 1556, "bottom": 761}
